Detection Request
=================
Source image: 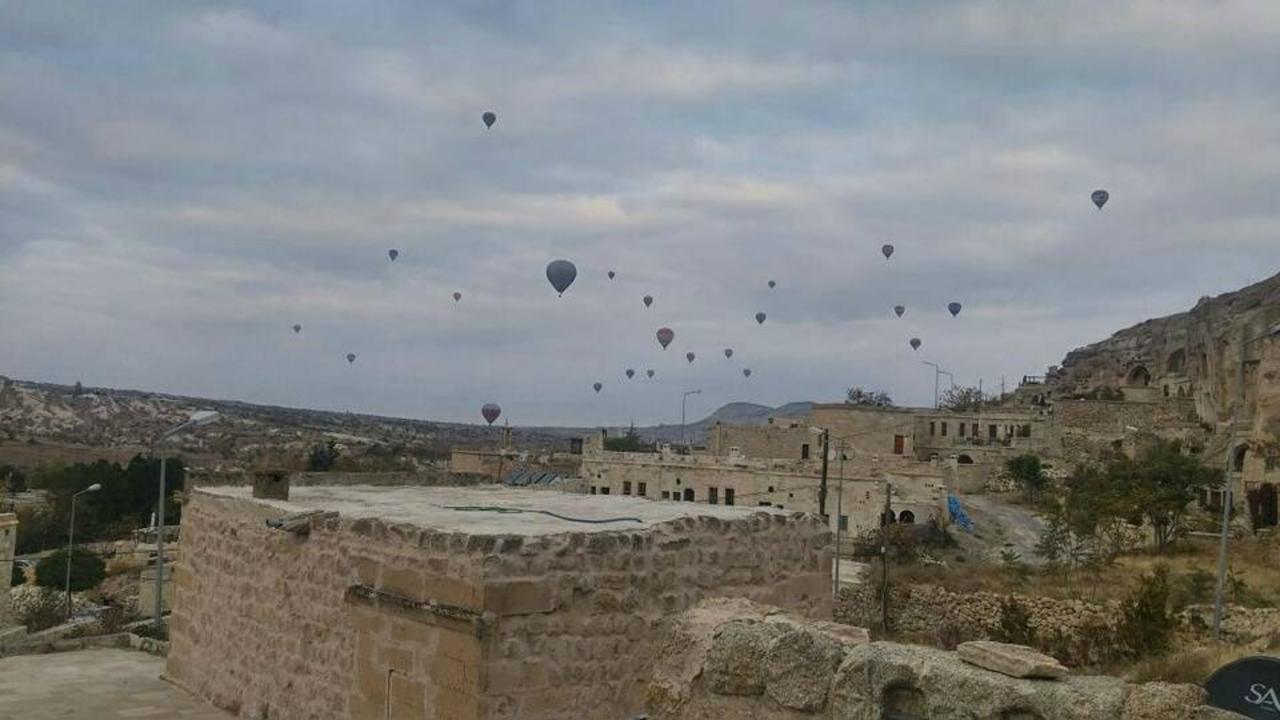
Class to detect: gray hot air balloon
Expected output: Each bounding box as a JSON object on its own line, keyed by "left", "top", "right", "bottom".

{"left": 482, "top": 111, "right": 496, "bottom": 128}
{"left": 768, "top": 280, "right": 776, "bottom": 289}
{"left": 593, "top": 382, "right": 603, "bottom": 393}
{"left": 948, "top": 302, "right": 962, "bottom": 317}
{"left": 546, "top": 259, "right": 577, "bottom": 296}
{"left": 646, "top": 369, "right": 655, "bottom": 378}
{"left": 755, "top": 312, "right": 766, "bottom": 325}
{"left": 388, "top": 249, "right": 399, "bottom": 262}
{"left": 656, "top": 327, "right": 674, "bottom": 349}
{"left": 909, "top": 338, "right": 921, "bottom": 351}
{"left": 625, "top": 368, "right": 635, "bottom": 379}
{"left": 882, "top": 244, "right": 894, "bottom": 259}
{"left": 453, "top": 291, "right": 462, "bottom": 302}
{"left": 346, "top": 353, "right": 357, "bottom": 364}
{"left": 1091, "top": 189, "right": 1109, "bottom": 210}
{"left": 607, "top": 270, "right": 615, "bottom": 280}
{"left": 686, "top": 352, "right": 696, "bottom": 364}
{"left": 743, "top": 368, "right": 752, "bottom": 378}
{"left": 481, "top": 403, "right": 501, "bottom": 426}
{"left": 724, "top": 348, "right": 733, "bottom": 359}
{"left": 643, "top": 295, "right": 653, "bottom": 308}
{"left": 292, "top": 324, "right": 302, "bottom": 334}
{"left": 894, "top": 305, "right": 905, "bottom": 318}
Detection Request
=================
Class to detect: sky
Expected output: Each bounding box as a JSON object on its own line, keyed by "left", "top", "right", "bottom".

{"left": 2, "top": 1, "right": 1280, "bottom": 427}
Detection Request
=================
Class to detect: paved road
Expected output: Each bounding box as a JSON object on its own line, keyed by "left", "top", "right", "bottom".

{"left": 0, "top": 648, "right": 231, "bottom": 719}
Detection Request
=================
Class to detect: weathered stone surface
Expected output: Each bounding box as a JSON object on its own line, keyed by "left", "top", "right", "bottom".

{"left": 763, "top": 626, "right": 845, "bottom": 711}
{"left": 705, "top": 620, "right": 786, "bottom": 696}
{"left": 1120, "top": 682, "right": 1210, "bottom": 720}
{"left": 957, "top": 640, "right": 1068, "bottom": 679}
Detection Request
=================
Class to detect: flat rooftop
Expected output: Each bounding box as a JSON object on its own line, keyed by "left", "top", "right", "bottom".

{"left": 200, "top": 485, "right": 787, "bottom": 535}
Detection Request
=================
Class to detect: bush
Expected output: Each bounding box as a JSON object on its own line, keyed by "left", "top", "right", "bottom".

{"left": 17, "top": 587, "right": 66, "bottom": 632}
{"left": 994, "top": 598, "right": 1037, "bottom": 646}
{"left": 10, "top": 562, "right": 24, "bottom": 587}
{"left": 35, "top": 547, "right": 106, "bottom": 593}
{"left": 1116, "top": 567, "right": 1177, "bottom": 659}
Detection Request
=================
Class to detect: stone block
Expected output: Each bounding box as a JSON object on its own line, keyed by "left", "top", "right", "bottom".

{"left": 957, "top": 640, "right": 1068, "bottom": 679}
{"left": 424, "top": 575, "right": 482, "bottom": 610}
{"left": 380, "top": 567, "right": 423, "bottom": 600}
{"left": 1120, "top": 682, "right": 1209, "bottom": 720}
{"left": 483, "top": 580, "right": 556, "bottom": 616}
{"left": 764, "top": 625, "right": 846, "bottom": 711}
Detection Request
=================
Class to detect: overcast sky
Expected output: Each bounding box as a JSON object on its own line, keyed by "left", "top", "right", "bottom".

{"left": 2, "top": 2, "right": 1279, "bottom": 427}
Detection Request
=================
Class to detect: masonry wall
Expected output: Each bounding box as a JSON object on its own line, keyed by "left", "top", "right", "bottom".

{"left": 0, "top": 513, "right": 16, "bottom": 630}
{"left": 808, "top": 404, "right": 917, "bottom": 457}
{"left": 168, "top": 489, "right": 831, "bottom": 720}
{"left": 705, "top": 421, "right": 814, "bottom": 460}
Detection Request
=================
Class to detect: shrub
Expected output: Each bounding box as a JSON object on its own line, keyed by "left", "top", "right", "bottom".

{"left": 18, "top": 587, "right": 66, "bottom": 632}
{"left": 35, "top": 546, "right": 106, "bottom": 593}
{"left": 1116, "top": 567, "right": 1177, "bottom": 659}
{"left": 994, "top": 598, "right": 1037, "bottom": 646}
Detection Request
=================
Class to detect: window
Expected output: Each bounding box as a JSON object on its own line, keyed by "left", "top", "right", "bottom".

{"left": 758, "top": 501, "right": 772, "bottom": 507}
{"left": 971, "top": 423, "right": 978, "bottom": 437}
{"left": 622, "top": 481, "right": 632, "bottom": 496}
{"left": 767, "top": 485, "right": 775, "bottom": 493}
{"left": 958, "top": 423, "right": 966, "bottom": 437}
{"left": 708, "top": 487, "right": 719, "bottom": 504}
{"left": 683, "top": 488, "right": 694, "bottom": 501}
{"left": 661, "top": 491, "right": 670, "bottom": 499}
{"left": 929, "top": 421, "right": 936, "bottom": 436}
{"left": 1018, "top": 424, "right": 1032, "bottom": 438}
{"left": 838, "top": 515, "right": 848, "bottom": 531}
{"left": 600, "top": 487, "right": 610, "bottom": 495}
{"left": 893, "top": 435, "right": 905, "bottom": 455}
{"left": 988, "top": 424, "right": 997, "bottom": 441}
{"left": 724, "top": 488, "right": 735, "bottom": 506}
{"left": 941, "top": 422, "right": 948, "bottom": 437}
{"left": 801, "top": 443, "right": 811, "bottom": 460}
{"left": 590, "top": 486, "right": 597, "bottom": 495}
{"left": 638, "top": 482, "right": 647, "bottom": 497}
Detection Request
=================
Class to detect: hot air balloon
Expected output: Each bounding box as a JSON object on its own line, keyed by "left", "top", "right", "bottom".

{"left": 724, "top": 348, "right": 734, "bottom": 359}
{"left": 453, "top": 291, "right": 462, "bottom": 302}
{"left": 656, "top": 327, "right": 674, "bottom": 349}
{"left": 1091, "top": 189, "right": 1109, "bottom": 210}
{"left": 743, "top": 368, "right": 752, "bottom": 378}
{"left": 768, "top": 280, "right": 776, "bottom": 289}
{"left": 948, "top": 302, "right": 962, "bottom": 317}
{"left": 346, "top": 353, "right": 357, "bottom": 364}
{"left": 646, "top": 369, "right": 655, "bottom": 379}
{"left": 755, "top": 312, "right": 767, "bottom": 325}
{"left": 546, "top": 259, "right": 577, "bottom": 296}
{"left": 643, "top": 295, "right": 653, "bottom": 308}
{"left": 894, "top": 305, "right": 905, "bottom": 318}
{"left": 607, "top": 270, "right": 616, "bottom": 280}
{"left": 909, "top": 338, "right": 921, "bottom": 351}
{"left": 625, "top": 368, "right": 635, "bottom": 379}
{"left": 686, "top": 352, "right": 696, "bottom": 364}
{"left": 481, "top": 403, "right": 501, "bottom": 426}
{"left": 881, "top": 244, "right": 894, "bottom": 259}
{"left": 388, "top": 249, "right": 399, "bottom": 262}
{"left": 592, "top": 382, "right": 603, "bottom": 393}
{"left": 292, "top": 324, "right": 302, "bottom": 334}
{"left": 482, "top": 111, "right": 496, "bottom": 128}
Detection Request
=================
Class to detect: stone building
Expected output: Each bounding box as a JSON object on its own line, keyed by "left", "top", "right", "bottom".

{"left": 166, "top": 484, "right": 830, "bottom": 719}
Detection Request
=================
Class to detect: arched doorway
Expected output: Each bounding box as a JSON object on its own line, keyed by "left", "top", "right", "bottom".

{"left": 956, "top": 454, "right": 974, "bottom": 465}
{"left": 682, "top": 488, "right": 694, "bottom": 501}
{"left": 1127, "top": 366, "right": 1151, "bottom": 387}
{"left": 898, "top": 510, "right": 916, "bottom": 524}
{"left": 1167, "top": 349, "right": 1186, "bottom": 374}
{"left": 1233, "top": 445, "right": 1248, "bottom": 473}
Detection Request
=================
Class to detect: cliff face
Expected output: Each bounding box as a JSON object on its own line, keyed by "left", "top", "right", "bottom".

{"left": 1051, "top": 271, "right": 1280, "bottom": 441}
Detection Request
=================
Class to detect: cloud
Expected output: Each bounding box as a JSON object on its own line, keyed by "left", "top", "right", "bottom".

{"left": 1, "top": 1, "right": 1278, "bottom": 425}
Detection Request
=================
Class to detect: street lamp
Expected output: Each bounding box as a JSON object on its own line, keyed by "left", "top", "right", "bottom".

{"left": 922, "top": 361, "right": 944, "bottom": 409}
{"left": 680, "top": 390, "right": 702, "bottom": 447}
{"left": 66, "top": 483, "right": 102, "bottom": 617}
{"left": 152, "top": 409, "right": 220, "bottom": 631}
{"left": 1213, "top": 321, "right": 1280, "bottom": 639}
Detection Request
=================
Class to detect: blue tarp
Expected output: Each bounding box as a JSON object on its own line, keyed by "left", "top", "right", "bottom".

{"left": 948, "top": 494, "right": 974, "bottom": 533}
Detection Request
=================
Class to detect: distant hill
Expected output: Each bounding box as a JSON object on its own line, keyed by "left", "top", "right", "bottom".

{"left": 631, "top": 401, "right": 814, "bottom": 443}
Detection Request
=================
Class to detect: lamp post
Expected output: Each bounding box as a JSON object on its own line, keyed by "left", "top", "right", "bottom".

{"left": 680, "top": 390, "right": 702, "bottom": 447}
{"left": 152, "top": 410, "right": 220, "bottom": 632}
{"left": 808, "top": 426, "right": 831, "bottom": 518}
{"left": 66, "top": 483, "right": 102, "bottom": 617}
{"left": 940, "top": 370, "right": 955, "bottom": 392}
{"left": 1214, "top": 321, "right": 1280, "bottom": 640}
{"left": 922, "top": 361, "right": 943, "bottom": 409}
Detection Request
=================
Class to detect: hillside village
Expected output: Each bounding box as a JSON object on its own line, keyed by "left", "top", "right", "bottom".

{"left": 4, "top": 273, "right": 1280, "bottom": 718}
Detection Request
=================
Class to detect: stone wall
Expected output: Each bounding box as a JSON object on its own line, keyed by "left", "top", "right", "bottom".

{"left": 705, "top": 420, "right": 814, "bottom": 461}
{"left": 0, "top": 513, "right": 15, "bottom": 630}
{"left": 167, "top": 488, "right": 831, "bottom": 719}
{"left": 645, "top": 598, "right": 1240, "bottom": 720}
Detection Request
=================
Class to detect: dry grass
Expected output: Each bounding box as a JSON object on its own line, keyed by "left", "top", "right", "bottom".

{"left": 1124, "top": 643, "right": 1264, "bottom": 684}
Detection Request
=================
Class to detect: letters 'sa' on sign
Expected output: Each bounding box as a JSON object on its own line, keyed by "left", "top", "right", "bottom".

{"left": 1205, "top": 656, "right": 1280, "bottom": 718}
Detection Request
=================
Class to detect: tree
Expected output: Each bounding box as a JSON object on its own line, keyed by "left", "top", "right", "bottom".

{"left": 604, "top": 424, "right": 655, "bottom": 452}
{"left": 1109, "top": 440, "right": 1222, "bottom": 550}
{"left": 845, "top": 387, "right": 893, "bottom": 407}
{"left": 1005, "top": 454, "right": 1048, "bottom": 502}
{"left": 307, "top": 441, "right": 341, "bottom": 471}
{"left": 35, "top": 546, "right": 105, "bottom": 593}
{"left": 939, "top": 385, "right": 988, "bottom": 412}
{"left": 72, "top": 381, "right": 83, "bottom": 396}
{"left": 1116, "top": 567, "right": 1176, "bottom": 658}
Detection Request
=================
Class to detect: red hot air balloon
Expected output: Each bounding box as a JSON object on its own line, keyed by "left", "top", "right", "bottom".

{"left": 481, "top": 403, "right": 501, "bottom": 425}
{"left": 656, "top": 327, "right": 674, "bottom": 349}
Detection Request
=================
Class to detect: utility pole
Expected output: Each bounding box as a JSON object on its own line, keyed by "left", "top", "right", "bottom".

{"left": 818, "top": 429, "right": 830, "bottom": 518}
{"left": 681, "top": 390, "right": 702, "bottom": 447}
{"left": 833, "top": 441, "right": 845, "bottom": 600}
{"left": 880, "top": 481, "right": 892, "bottom": 633}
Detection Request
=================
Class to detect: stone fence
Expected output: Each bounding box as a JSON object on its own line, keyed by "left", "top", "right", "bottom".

{"left": 646, "top": 598, "right": 1241, "bottom": 719}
